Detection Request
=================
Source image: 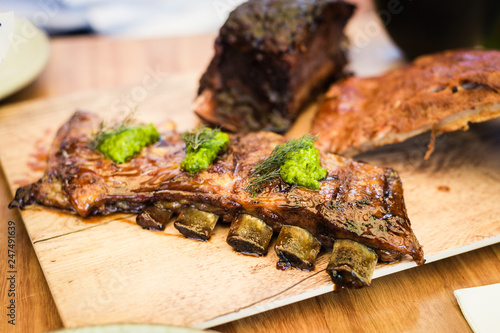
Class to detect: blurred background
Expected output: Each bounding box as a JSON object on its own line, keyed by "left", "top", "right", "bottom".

{"left": 0, "top": 0, "right": 236, "bottom": 37}
{"left": 0, "top": 0, "right": 247, "bottom": 37}
{"left": 1, "top": 0, "right": 498, "bottom": 60}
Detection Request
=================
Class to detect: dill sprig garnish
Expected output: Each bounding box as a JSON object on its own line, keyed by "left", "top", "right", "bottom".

{"left": 89, "top": 111, "right": 136, "bottom": 150}
{"left": 181, "top": 125, "right": 222, "bottom": 151}
{"left": 180, "top": 126, "right": 230, "bottom": 174}
{"left": 244, "top": 134, "right": 317, "bottom": 196}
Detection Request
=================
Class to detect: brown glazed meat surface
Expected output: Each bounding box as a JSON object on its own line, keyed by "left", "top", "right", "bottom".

{"left": 10, "top": 111, "right": 424, "bottom": 265}
{"left": 313, "top": 49, "right": 500, "bottom": 157}
{"left": 195, "top": 0, "right": 354, "bottom": 133}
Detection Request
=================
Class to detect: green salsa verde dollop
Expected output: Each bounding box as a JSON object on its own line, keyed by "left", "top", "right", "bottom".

{"left": 181, "top": 127, "right": 230, "bottom": 174}
{"left": 279, "top": 142, "right": 327, "bottom": 190}
{"left": 96, "top": 123, "right": 160, "bottom": 164}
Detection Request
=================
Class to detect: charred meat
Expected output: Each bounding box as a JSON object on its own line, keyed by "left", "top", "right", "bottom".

{"left": 9, "top": 111, "right": 424, "bottom": 288}
{"left": 195, "top": 0, "right": 355, "bottom": 133}
{"left": 313, "top": 49, "right": 500, "bottom": 158}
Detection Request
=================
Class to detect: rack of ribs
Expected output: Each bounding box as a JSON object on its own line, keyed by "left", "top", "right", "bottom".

{"left": 313, "top": 49, "right": 500, "bottom": 158}
{"left": 194, "top": 0, "right": 355, "bottom": 133}
{"left": 9, "top": 111, "right": 424, "bottom": 290}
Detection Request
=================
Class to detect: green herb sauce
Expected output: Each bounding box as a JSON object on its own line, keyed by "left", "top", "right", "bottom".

{"left": 96, "top": 123, "right": 160, "bottom": 164}
{"left": 245, "top": 134, "right": 327, "bottom": 195}
{"left": 280, "top": 145, "right": 327, "bottom": 190}
{"left": 181, "top": 127, "right": 230, "bottom": 174}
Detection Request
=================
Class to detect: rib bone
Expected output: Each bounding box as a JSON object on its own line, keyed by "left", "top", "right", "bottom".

{"left": 227, "top": 214, "right": 273, "bottom": 256}
{"left": 275, "top": 225, "right": 321, "bottom": 271}
{"left": 327, "top": 239, "right": 378, "bottom": 291}
{"left": 174, "top": 208, "right": 219, "bottom": 241}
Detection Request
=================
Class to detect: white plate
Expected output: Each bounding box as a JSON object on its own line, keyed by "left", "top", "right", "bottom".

{"left": 0, "top": 17, "right": 50, "bottom": 100}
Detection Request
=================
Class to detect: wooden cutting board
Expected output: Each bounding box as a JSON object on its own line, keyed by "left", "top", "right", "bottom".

{"left": 1, "top": 71, "right": 499, "bottom": 329}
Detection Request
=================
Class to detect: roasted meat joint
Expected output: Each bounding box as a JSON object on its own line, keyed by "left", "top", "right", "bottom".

{"left": 9, "top": 111, "right": 424, "bottom": 290}
{"left": 195, "top": 0, "right": 355, "bottom": 133}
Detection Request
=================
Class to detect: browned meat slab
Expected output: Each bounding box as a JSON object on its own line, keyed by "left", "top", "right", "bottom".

{"left": 9, "top": 111, "right": 424, "bottom": 266}
{"left": 313, "top": 49, "right": 500, "bottom": 158}
{"left": 195, "top": 0, "right": 354, "bottom": 133}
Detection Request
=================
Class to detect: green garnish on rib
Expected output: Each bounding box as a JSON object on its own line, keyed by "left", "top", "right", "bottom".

{"left": 244, "top": 134, "right": 327, "bottom": 196}
{"left": 90, "top": 113, "right": 160, "bottom": 164}
{"left": 181, "top": 126, "right": 230, "bottom": 174}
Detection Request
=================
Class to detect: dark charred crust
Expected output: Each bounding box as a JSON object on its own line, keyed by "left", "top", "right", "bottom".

{"left": 10, "top": 175, "right": 73, "bottom": 211}
{"left": 9, "top": 184, "right": 36, "bottom": 209}
{"left": 459, "top": 80, "right": 498, "bottom": 93}
{"left": 195, "top": 0, "right": 355, "bottom": 133}
{"left": 375, "top": 248, "right": 403, "bottom": 263}
{"left": 86, "top": 197, "right": 153, "bottom": 217}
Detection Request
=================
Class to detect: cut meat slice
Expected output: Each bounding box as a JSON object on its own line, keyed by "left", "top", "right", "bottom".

{"left": 313, "top": 49, "right": 500, "bottom": 158}
{"left": 195, "top": 0, "right": 355, "bottom": 133}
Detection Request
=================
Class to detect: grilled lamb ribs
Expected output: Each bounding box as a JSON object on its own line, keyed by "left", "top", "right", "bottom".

{"left": 313, "top": 49, "right": 500, "bottom": 158}
{"left": 9, "top": 111, "right": 424, "bottom": 289}
{"left": 195, "top": 0, "right": 355, "bottom": 133}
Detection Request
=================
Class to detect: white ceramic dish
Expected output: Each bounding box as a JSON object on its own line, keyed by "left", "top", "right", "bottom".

{"left": 0, "top": 16, "right": 50, "bottom": 100}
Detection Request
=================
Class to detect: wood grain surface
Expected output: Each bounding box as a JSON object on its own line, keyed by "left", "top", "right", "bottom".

{"left": 1, "top": 7, "right": 500, "bottom": 332}
{"left": 1, "top": 69, "right": 500, "bottom": 329}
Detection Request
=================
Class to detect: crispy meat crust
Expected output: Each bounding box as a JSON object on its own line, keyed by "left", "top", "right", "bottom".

{"left": 313, "top": 49, "right": 500, "bottom": 157}
{"left": 195, "top": 0, "right": 354, "bottom": 133}
{"left": 9, "top": 111, "right": 424, "bottom": 265}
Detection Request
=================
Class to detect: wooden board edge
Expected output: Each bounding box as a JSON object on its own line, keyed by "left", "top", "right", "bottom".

{"left": 195, "top": 235, "right": 500, "bottom": 329}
